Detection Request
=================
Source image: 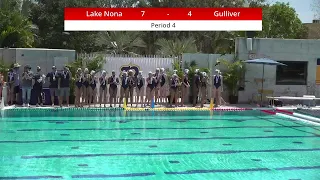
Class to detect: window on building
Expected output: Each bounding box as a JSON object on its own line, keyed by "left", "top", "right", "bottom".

{"left": 276, "top": 61, "right": 308, "bottom": 85}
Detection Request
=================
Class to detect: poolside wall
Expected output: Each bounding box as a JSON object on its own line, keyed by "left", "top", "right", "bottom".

{"left": 182, "top": 38, "right": 320, "bottom": 103}
{"left": 237, "top": 37, "right": 320, "bottom": 103}
{"left": 0, "top": 48, "right": 76, "bottom": 88}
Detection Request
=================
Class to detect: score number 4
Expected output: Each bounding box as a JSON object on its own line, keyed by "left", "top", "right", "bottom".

{"left": 188, "top": 11, "right": 192, "bottom": 16}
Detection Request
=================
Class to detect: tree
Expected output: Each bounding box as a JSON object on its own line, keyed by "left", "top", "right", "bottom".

{"left": 312, "top": 0, "right": 320, "bottom": 19}
{"left": 155, "top": 38, "right": 197, "bottom": 57}
{"left": 30, "top": 0, "right": 102, "bottom": 52}
{"left": 96, "top": 31, "right": 146, "bottom": 54}
{"left": 259, "top": 2, "right": 307, "bottom": 39}
{"left": 0, "top": 0, "right": 21, "bottom": 11}
{"left": 219, "top": 58, "right": 246, "bottom": 96}
{"left": 0, "top": 1, "right": 35, "bottom": 48}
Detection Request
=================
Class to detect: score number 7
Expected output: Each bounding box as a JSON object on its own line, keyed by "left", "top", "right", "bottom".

{"left": 141, "top": 11, "right": 145, "bottom": 16}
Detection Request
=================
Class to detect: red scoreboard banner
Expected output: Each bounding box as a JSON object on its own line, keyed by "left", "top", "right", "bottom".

{"left": 64, "top": 8, "right": 262, "bottom": 31}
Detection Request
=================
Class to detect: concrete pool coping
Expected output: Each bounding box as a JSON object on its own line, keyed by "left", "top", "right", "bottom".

{"left": 2, "top": 104, "right": 320, "bottom": 124}
{"left": 0, "top": 104, "right": 316, "bottom": 111}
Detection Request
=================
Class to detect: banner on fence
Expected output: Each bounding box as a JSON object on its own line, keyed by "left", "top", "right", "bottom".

{"left": 103, "top": 56, "right": 174, "bottom": 77}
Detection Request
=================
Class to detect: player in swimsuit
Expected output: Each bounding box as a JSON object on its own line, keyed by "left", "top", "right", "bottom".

{"left": 82, "top": 68, "right": 90, "bottom": 105}
{"left": 88, "top": 70, "right": 97, "bottom": 107}
{"left": 135, "top": 71, "right": 144, "bottom": 107}
{"left": 154, "top": 68, "right": 160, "bottom": 104}
{"left": 128, "top": 70, "right": 135, "bottom": 107}
{"left": 0, "top": 73, "right": 3, "bottom": 103}
{"left": 108, "top": 70, "right": 119, "bottom": 107}
{"left": 99, "top": 70, "right": 108, "bottom": 107}
{"left": 159, "top": 68, "right": 168, "bottom": 106}
{"left": 33, "top": 66, "right": 45, "bottom": 107}
{"left": 119, "top": 71, "right": 129, "bottom": 107}
{"left": 181, "top": 69, "right": 190, "bottom": 107}
{"left": 75, "top": 68, "right": 83, "bottom": 107}
{"left": 7, "top": 69, "right": 14, "bottom": 105}
{"left": 145, "top": 71, "right": 155, "bottom": 107}
{"left": 192, "top": 69, "right": 201, "bottom": 107}
{"left": 212, "top": 69, "right": 223, "bottom": 106}
{"left": 200, "top": 72, "right": 209, "bottom": 108}
{"left": 169, "top": 73, "right": 180, "bottom": 107}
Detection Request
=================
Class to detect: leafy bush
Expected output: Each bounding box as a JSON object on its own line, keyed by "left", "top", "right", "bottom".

{"left": 219, "top": 58, "right": 245, "bottom": 96}
{"left": 67, "top": 55, "right": 105, "bottom": 97}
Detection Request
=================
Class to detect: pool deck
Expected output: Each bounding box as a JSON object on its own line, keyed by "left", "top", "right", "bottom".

{"left": 1, "top": 103, "right": 318, "bottom": 110}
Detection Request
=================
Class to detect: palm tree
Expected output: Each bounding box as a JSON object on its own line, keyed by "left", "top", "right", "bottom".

{"left": 96, "top": 31, "right": 146, "bottom": 55}
{"left": 155, "top": 37, "right": 198, "bottom": 57}
{"left": 0, "top": 11, "right": 34, "bottom": 47}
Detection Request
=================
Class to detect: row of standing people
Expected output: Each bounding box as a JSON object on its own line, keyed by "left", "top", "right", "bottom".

{"left": 6, "top": 64, "right": 72, "bottom": 107}
{"left": 74, "top": 67, "right": 223, "bottom": 108}
{"left": 4, "top": 63, "right": 224, "bottom": 108}
{"left": 74, "top": 67, "right": 186, "bottom": 108}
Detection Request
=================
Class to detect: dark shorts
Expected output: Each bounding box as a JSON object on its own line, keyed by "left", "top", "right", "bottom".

{"left": 50, "top": 88, "right": 59, "bottom": 96}
{"left": 14, "top": 85, "right": 20, "bottom": 94}
{"left": 60, "top": 88, "right": 70, "bottom": 97}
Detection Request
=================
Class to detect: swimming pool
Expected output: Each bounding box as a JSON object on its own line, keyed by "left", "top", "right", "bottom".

{"left": 0, "top": 109, "right": 319, "bottom": 179}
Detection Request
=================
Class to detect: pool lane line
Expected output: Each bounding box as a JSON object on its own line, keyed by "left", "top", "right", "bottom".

{"left": 276, "top": 113, "right": 320, "bottom": 131}
{"left": 0, "top": 117, "right": 271, "bottom": 123}
{"left": 20, "top": 148, "right": 320, "bottom": 159}
{"left": 260, "top": 110, "right": 320, "bottom": 131}
{"left": 0, "top": 116, "right": 300, "bottom": 123}
{"left": 256, "top": 115, "right": 319, "bottom": 136}
{"left": 15, "top": 125, "right": 319, "bottom": 132}
{"left": 71, "top": 172, "right": 156, "bottom": 179}
{"left": 164, "top": 165, "right": 320, "bottom": 175}
{"left": 1, "top": 135, "right": 318, "bottom": 144}
{"left": 0, "top": 175, "right": 63, "bottom": 179}
{"left": 0, "top": 172, "right": 156, "bottom": 179}
{"left": 275, "top": 109, "right": 320, "bottom": 123}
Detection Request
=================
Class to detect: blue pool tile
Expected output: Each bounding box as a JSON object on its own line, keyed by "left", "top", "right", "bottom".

{"left": 292, "top": 141, "right": 303, "bottom": 144}
{"left": 60, "top": 134, "right": 70, "bottom": 136}
{"left": 149, "top": 145, "right": 157, "bottom": 148}
{"left": 131, "top": 132, "right": 141, "bottom": 135}
{"left": 171, "top": 120, "right": 188, "bottom": 122}
{"left": 78, "top": 164, "right": 88, "bottom": 167}
{"left": 71, "top": 147, "right": 79, "bottom": 149}
{"left": 200, "top": 132, "right": 209, "bottom": 134}
{"left": 222, "top": 144, "right": 232, "bottom": 146}
{"left": 229, "top": 120, "right": 246, "bottom": 122}
{"left": 264, "top": 130, "right": 274, "bottom": 132}
{"left": 251, "top": 159, "right": 262, "bottom": 162}
{"left": 169, "top": 161, "right": 180, "bottom": 164}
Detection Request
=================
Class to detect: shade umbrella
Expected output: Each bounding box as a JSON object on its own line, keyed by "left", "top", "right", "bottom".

{"left": 244, "top": 58, "right": 287, "bottom": 105}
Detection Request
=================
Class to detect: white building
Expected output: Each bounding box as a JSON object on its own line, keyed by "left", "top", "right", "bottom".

{"left": 183, "top": 37, "right": 320, "bottom": 103}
